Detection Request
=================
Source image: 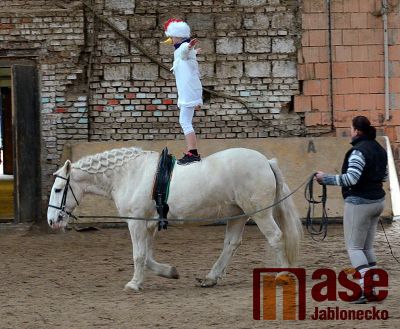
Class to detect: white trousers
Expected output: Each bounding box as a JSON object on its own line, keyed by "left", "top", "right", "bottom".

{"left": 179, "top": 106, "right": 195, "bottom": 135}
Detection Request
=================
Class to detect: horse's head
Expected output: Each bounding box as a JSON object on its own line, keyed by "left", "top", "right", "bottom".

{"left": 47, "top": 160, "right": 82, "bottom": 230}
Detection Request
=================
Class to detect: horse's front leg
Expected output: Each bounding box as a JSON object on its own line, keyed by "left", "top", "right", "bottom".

{"left": 198, "top": 218, "right": 247, "bottom": 287}
{"left": 146, "top": 225, "right": 179, "bottom": 279}
{"left": 124, "top": 220, "right": 148, "bottom": 292}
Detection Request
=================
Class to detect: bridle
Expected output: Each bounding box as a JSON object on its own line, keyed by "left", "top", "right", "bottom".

{"left": 48, "top": 174, "right": 80, "bottom": 221}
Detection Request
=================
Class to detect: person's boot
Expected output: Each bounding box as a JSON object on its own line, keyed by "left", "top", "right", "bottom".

{"left": 177, "top": 152, "right": 201, "bottom": 165}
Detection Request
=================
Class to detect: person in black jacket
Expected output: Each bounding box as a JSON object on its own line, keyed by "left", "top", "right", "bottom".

{"left": 316, "top": 116, "right": 388, "bottom": 304}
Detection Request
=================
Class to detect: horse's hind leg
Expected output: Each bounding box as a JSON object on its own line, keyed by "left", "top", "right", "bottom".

{"left": 124, "top": 220, "right": 148, "bottom": 292}
{"left": 198, "top": 218, "right": 247, "bottom": 287}
{"left": 253, "top": 210, "right": 289, "bottom": 268}
{"left": 145, "top": 225, "right": 179, "bottom": 279}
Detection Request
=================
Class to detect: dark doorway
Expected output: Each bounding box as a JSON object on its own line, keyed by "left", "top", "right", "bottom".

{"left": 0, "top": 67, "right": 13, "bottom": 221}
{"left": 1, "top": 86, "right": 13, "bottom": 174}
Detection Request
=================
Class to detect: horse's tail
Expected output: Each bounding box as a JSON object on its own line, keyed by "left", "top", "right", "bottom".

{"left": 268, "top": 158, "right": 303, "bottom": 266}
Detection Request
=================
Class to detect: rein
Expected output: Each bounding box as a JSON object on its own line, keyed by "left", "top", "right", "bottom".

{"left": 65, "top": 173, "right": 318, "bottom": 224}
{"left": 304, "top": 173, "right": 329, "bottom": 240}
{"left": 49, "top": 172, "right": 331, "bottom": 241}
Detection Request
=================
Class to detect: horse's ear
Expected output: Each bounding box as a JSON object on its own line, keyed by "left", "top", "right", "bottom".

{"left": 65, "top": 160, "right": 72, "bottom": 175}
{"left": 54, "top": 160, "right": 72, "bottom": 176}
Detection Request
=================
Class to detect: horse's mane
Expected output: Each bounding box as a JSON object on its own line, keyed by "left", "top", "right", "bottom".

{"left": 72, "top": 147, "right": 144, "bottom": 173}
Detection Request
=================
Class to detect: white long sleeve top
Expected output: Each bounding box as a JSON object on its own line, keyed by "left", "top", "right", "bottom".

{"left": 171, "top": 42, "right": 203, "bottom": 108}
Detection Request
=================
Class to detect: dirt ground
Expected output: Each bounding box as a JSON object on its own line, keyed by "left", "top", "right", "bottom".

{"left": 0, "top": 221, "right": 399, "bottom": 329}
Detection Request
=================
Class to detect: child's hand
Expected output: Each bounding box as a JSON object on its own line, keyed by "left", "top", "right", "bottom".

{"left": 188, "top": 38, "right": 199, "bottom": 49}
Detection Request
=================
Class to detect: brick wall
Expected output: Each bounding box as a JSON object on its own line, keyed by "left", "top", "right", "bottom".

{"left": 295, "top": 0, "right": 400, "bottom": 169}
{"left": 88, "top": 0, "right": 302, "bottom": 143}
{"left": 1, "top": 0, "right": 304, "bottom": 205}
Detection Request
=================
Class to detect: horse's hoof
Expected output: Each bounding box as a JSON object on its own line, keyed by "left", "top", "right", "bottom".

{"left": 158, "top": 266, "right": 180, "bottom": 279}
{"left": 196, "top": 277, "right": 217, "bottom": 288}
{"left": 170, "top": 266, "right": 180, "bottom": 279}
{"left": 123, "top": 282, "right": 143, "bottom": 292}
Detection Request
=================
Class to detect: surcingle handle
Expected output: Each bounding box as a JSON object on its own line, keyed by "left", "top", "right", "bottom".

{"left": 156, "top": 193, "right": 169, "bottom": 231}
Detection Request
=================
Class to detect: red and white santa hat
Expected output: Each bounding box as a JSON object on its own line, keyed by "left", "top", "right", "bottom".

{"left": 164, "top": 18, "right": 191, "bottom": 38}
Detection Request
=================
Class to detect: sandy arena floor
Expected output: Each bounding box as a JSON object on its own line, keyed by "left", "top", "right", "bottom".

{"left": 0, "top": 222, "right": 399, "bottom": 329}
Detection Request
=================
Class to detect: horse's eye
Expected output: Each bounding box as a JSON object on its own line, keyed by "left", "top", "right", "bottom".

{"left": 54, "top": 188, "right": 62, "bottom": 193}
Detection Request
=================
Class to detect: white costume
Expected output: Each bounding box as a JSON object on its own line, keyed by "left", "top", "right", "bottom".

{"left": 164, "top": 19, "right": 203, "bottom": 135}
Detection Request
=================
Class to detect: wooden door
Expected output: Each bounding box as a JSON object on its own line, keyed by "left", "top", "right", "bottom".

{"left": 12, "top": 65, "right": 42, "bottom": 222}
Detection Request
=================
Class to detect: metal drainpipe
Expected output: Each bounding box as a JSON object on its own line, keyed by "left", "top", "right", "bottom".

{"left": 327, "top": 0, "right": 334, "bottom": 132}
{"left": 382, "top": 0, "right": 390, "bottom": 121}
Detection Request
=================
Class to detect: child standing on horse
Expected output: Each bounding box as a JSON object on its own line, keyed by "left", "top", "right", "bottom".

{"left": 163, "top": 19, "right": 203, "bottom": 165}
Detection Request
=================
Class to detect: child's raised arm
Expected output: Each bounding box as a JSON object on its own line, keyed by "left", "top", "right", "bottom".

{"left": 180, "top": 39, "right": 200, "bottom": 59}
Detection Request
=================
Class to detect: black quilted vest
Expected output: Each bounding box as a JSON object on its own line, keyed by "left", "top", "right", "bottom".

{"left": 341, "top": 136, "right": 387, "bottom": 200}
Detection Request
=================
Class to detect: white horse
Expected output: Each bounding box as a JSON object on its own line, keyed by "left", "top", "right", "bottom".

{"left": 47, "top": 147, "right": 303, "bottom": 291}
